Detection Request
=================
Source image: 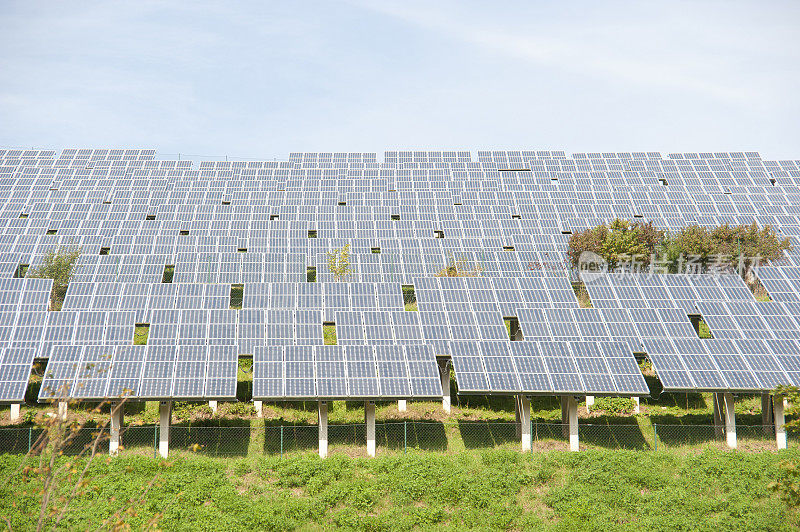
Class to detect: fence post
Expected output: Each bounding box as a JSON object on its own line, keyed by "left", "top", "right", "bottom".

{"left": 280, "top": 426, "right": 284, "bottom": 460}
{"left": 653, "top": 424, "right": 657, "bottom": 452}
{"left": 404, "top": 421, "right": 407, "bottom": 454}
{"left": 28, "top": 426, "right": 32, "bottom": 453}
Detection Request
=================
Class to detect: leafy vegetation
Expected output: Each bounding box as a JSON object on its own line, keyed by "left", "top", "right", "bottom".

{"left": 323, "top": 325, "right": 337, "bottom": 345}
{"left": 0, "top": 449, "right": 797, "bottom": 530}
{"left": 591, "top": 397, "right": 637, "bottom": 415}
{"left": 698, "top": 319, "right": 713, "bottom": 339}
{"left": 327, "top": 244, "right": 353, "bottom": 282}
{"left": 26, "top": 246, "right": 81, "bottom": 310}
{"left": 568, "top": 218, "right": 791, "bottom": 276}
{"left": 133, "top": 324, "right": 150, "bottom": 345}
{"left": 161, "top": 264, "right": 174, "bottom": 283}
{"left": 436, "top": 253, "right": 483, "bottom": 277}
{"left": 229, "top": 284, "right": 243, "bottom": 309}
{"left": 402, "top": 285, "right": 417, "bottom": 311}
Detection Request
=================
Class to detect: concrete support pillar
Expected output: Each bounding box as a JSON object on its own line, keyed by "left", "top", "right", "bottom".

{"left": 10, "top": 403, "right": 20, "bottom": 422}
{"left": 586, "top": 396, "right": 594, "bottom": 412}
{"left": 567, "top": 396, "right": 579, "bottom": 452}
{"left": 560, "top": 396, "right": 569, "bottom": 437}
{"left": 254, "top": 400, "right": 263, "bottom": 418}
{"left": 58, "top": 401, "right": 68, "bottom": 421}
{"left": 110, "top": 402, "right": 123, "bottom": 455}
{"left": 774, "top": 394, "right": 787, "bottom": 450}
{"left": 365, "top": 401, "right": 376, "bottom": 457}
{"left": 519, "top": 396, "right": 531, "bottom": 452}
{"left": 723, "top": 392, "right": 737, "bottom": 449}
{"left": 159, "top": 401, "right": 171, "bottom": 459}
{"left": 398, "top": 400, "right": 407, "bottom": 412}
{"left": 712, "top": 393, "right": 724, "bottom": 438}
{"left": 439, "top": 361, "right": 451, "bottom": 414}
{"left": 762, "top": 394, "right": 774, "bottom": 435}
{"left": 318, "top": 401, "right": 328, "bottom": 459}
{"left": 209, "top": 400, "right": 218, "bottom": 414}
{"left": 633, "top": 397, "right": 640, "bottom": 414}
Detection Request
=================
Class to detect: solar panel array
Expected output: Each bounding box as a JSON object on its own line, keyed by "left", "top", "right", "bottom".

{"left": 581, "top": 273, "right": 800, "bottom": 391}
{"left": 0, "top": 148, "right": 797, "bottom": 402}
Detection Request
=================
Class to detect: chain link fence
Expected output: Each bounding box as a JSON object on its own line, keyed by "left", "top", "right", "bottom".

{"left": 0, "top": 422, "right": 793, "bottom": 457}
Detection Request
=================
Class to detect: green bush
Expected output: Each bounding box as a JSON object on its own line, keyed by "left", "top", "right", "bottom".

{"left": 592, "top": 397, "right": 636, "bottom": 415}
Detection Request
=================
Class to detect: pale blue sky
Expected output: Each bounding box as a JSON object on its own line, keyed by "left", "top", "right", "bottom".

{"left": 1, "top": 1, "right": 798, "bottom": 159}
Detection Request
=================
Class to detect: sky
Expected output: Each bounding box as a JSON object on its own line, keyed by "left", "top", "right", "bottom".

{"left": 0, "top": 1, "right": 798, "bottom": 160}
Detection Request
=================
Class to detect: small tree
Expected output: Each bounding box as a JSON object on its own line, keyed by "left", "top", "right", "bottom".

{"left": 327, "top": 244, "right": 353, "bottom": 281}
{"left": 436, "top": 253, "right": 483, "bottom": 277}
{"left": 27, "top": 246, "right": 82, "bottom": 310}
{"left": 567, "top": 219, "right": 665, "bottom": 271}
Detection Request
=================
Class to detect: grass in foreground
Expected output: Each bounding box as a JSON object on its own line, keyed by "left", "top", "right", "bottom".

{"left": 0, "top": 448, "right": 797, "bottom": 531}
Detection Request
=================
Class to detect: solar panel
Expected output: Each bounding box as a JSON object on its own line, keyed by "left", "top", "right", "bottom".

{"left": 2, "top": 148, "right": 800, "bottom": 403}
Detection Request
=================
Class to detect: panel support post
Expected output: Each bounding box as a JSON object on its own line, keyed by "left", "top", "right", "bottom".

{"left": 712, "top": 393, "right": 724, "bottom": 438}
{"left": 560, "top": 396, "right": 569, "bottom": 437}
{"left": 585, "top": 396, "right": 594, "bottom": 412}
{"left": 762, "top": 393, "right": 774, "bottom": 435}
{"left": 515, "top": 396, "right": 522, "bottom": 439}
{"left": 209, "top": 400, "right": 218, "bottom": 415}
{"left": 774, "top": 394, "right": 787, "bottom": 450}
{"left": 254, "top": 400, "right": 263, "bottom": 418}
{"left": 398, "top": 400, "right": 407, "bottom": 412}
{"left": 568, "top": 396, "right": 579, "bottom": 452}
{"left": 10, "top": 403, "right": 20, "bottom": 422}
{"left": 723, "top": 392, "right": 736, "bottom": 449}
{"left": 633, "top": 397, "right": 640, "bottom": 414}
{"left": 159, "top": 401, "right": 171, "bottom": 459}
{"left": 318, "top": 401, "right": 328, "bottom": 459}
{"left": 439, "top": 360, "right": 451, "bottom": 414}
{"left": 58, "top": 401, "right": 68, "bottom": 421}
{"left": 365, "top": 401, "right": 376, "bottom": 457}
{"left": 519, "top": 396, "right": 531, "bottom": 452}
{"left": 110, "top": 402, "right": 123, "bottom": 456}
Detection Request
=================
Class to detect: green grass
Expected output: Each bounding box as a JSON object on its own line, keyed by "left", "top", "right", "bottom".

{"left": 229, "top": 284, "right": 243, "bottom": 309}
{"left": 133, "top": 324, "right": 149, "bottom": 345}
{"left": 1, "top": 449, "right": 797, "bottom": 531}
{"left": 161, "top": 264, "right": 174, "bottom": 283}
{"left": 698, "top": 319, "right": 713, "bottom": 339}
{"left": 323, "top": 325, "right": 337, "bottom": 345}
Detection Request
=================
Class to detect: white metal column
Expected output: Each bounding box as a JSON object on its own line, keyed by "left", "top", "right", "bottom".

{"left": 398, "top": 400, "right": 407, "bottom": 412}
{"left": 633, "top": 397, "right": 640, "bottom": 414}
{"left": 10, "top": 403, "right": 20, "bottom": 422}
{"left": 520, "top": 396, "right": 531, "bottom": 452}
{"left": 254, "top": 400, "right": 263, "bottom": 418}
{"left": 110, "top": 402, "right": 123, "bottom": 455}
{"left": 365, "top": 401, "right": 376, "bottom": 457}
{"left": 209, "top": 400, "right": 218, "bottom": 414}
{"left": 58, "top": 401, "right": 68, "bottom": 421}
{"left": 723, "top": 392, "right": 736, "bottom": 449}
{"left": 585, "top": 396, "right": 594, "bottom": 412}
{"left": 774, "top": 394, "right": 787, "bottom": 450}
{"left": 439, "top": 360, "right": 451, "bottom": 414}
{"left": 318, "top": 401, "right": 328, "bottom": 458}
{"left": 159, "top": 401, "right": 172, "bottom": 459}
{"left": 568, "top": 396, "right": 579, "bottom": 452}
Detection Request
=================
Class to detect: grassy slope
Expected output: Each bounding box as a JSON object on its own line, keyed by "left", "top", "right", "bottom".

{"left": 1, "top": 449, "right": 797, "bottom": 531}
